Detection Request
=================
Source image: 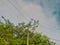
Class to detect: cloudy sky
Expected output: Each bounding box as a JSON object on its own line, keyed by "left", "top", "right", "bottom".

{"left": 0, "top": 0, "right": 60, "bottom": 45}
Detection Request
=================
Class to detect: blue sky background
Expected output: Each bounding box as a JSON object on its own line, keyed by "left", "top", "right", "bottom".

{"left": 0, "top": 0, "right": 60, "bottom": 45}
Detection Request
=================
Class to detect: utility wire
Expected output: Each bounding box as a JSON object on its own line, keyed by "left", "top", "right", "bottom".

{"left": 50, "top": 38, "right": 60, "bottom": 42}
{"left": 6, "top": 0, "right": 29, "bottom": 21}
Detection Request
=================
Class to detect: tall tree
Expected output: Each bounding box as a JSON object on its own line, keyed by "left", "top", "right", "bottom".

{"left": 0, "top": 17, "right": 56, "bottom": 45}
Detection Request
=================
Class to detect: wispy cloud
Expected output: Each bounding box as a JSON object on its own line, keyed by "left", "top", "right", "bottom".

{"left": 23, "top": 0, "right": 60, "bottom": 45}
{"left": 0, "top": 0, "right": 60, "bottom": 45}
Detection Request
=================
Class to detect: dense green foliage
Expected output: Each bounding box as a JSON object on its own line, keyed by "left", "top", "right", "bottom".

{"left": 0, "top": 17, "right": 56, "bottom": 45}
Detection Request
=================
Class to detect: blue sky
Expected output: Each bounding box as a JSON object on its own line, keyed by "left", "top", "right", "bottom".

{"left": 0, "top": 0, "right": 60, "bottom": 45}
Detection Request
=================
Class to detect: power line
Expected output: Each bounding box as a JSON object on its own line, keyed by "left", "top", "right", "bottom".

{"left": 6, "top": 0, "right": 29, "bottom": 21}
{"left": 50, "top": 38, "right": 60, "bottom": 42}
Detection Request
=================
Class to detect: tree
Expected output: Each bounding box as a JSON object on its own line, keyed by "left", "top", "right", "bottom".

{"left": 0, "top": 16, "right": 56, "bottom": 45}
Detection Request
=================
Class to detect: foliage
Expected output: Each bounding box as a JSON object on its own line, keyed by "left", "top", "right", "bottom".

{"left": 0, "top": 16, "right": 56, "bottom": 45}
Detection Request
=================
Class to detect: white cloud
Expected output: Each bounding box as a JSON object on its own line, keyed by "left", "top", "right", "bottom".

{"left": 0, "top": 0, "right": 60, "bottom": 45}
